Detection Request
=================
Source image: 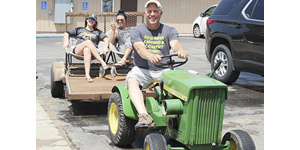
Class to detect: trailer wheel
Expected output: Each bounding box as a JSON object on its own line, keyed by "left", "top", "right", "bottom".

{"left": 50, "top": 64, "right": 64, "bottom": 98}
{"left": 108, "top": 92, "right": 136, "bottom": 146}
{"left": 143, "top": 133, "right": 168, "bottom": 150}
{"left": 221, "top": 130, "right": 256, "bottom": 150}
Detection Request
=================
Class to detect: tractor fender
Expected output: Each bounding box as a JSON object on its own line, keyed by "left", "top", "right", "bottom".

{"left": 112, "top": 85, "right": 138, "bottom": 120}
{"left": 52, "top": 62, "right": 65, "bottom": 83}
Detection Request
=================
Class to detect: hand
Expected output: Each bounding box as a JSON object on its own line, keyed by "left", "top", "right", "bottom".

{"left": 175, "top": 50, "right": 188, "bottom": 59}
{"left": 63, "top": 42, "right": 69, "bottom": 49}
{"left": 110, "top": 18, "right": 116, "bottom": 31}
{"left": 103, "top": 47, "right": 109, "bottom": 56}
{"left": 149, "top": 54, "right": 162, "bottom": 65}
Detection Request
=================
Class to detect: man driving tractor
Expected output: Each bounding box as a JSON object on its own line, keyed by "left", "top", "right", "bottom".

{"left": 126, "top": 0, "right": 188, "bottom": 131}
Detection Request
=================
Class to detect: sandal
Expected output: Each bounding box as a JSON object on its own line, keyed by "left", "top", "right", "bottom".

{"left": 86, "top": 77, "right": 94, "bottom": 83}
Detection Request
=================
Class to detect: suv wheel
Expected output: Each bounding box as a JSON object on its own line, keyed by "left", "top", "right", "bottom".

{"left": 211, "top": 44, "right": 240, "bottom": 84}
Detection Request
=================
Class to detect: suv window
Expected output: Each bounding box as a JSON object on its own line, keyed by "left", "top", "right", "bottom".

{"left": 213, "top": 0, "right": 241, "bottom": 15}
{"left": 244, "top": 0, "right": 264, "bottom": 20}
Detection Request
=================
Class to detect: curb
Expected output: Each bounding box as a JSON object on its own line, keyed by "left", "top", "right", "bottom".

{"left": 36, "top": 34, "right": 64, "bottom": 38}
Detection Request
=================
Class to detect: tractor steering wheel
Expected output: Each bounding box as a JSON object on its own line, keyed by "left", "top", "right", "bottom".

{"left": 155, "top": 54, "right": 188, "bottom": 70}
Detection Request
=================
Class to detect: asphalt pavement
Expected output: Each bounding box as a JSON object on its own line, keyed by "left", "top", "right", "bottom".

{"left": 36, "top": 35, "right": 264, "bottom": 150}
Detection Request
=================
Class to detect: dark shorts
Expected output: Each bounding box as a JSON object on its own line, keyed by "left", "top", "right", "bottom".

{"left": 71, "top": 46, "right": 100, "bottom": 54}
{"left": 72, "top": 46, "right": 77, "bottom": 53}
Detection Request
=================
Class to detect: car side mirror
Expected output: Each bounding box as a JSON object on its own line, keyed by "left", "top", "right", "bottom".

{"left": 200, "top": 13, "right": 205, "bottom": 17}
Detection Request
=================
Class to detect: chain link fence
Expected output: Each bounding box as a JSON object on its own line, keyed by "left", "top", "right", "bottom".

{"left": 65, "top": 12, "right": 144, "bottom": 32}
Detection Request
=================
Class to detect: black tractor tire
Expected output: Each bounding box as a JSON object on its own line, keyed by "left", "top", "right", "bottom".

{"left": 108, "top": 92, "right": 136, "bottom": 146}
{"left": 50, "top": 64, "right": 64, "bottom": 98}
{"left": 143, "top": 133, "right": 168, "bottom": 150}
{"left": 221, "top": 129, "right": 256, "bottom": 150}
{"left": 211, "top": 44, "right": 240, "bottom": 84}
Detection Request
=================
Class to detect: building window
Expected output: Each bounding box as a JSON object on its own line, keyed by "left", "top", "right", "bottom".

{"left": 102, "top": 0, "right": 113, "bottom": 12}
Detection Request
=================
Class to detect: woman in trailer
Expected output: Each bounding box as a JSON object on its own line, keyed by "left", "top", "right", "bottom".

{"left": 63, "top": 14, "right": 109, "bottom": 83}
{"left": 109, "top": 10, "right": 133, "bottom": 66}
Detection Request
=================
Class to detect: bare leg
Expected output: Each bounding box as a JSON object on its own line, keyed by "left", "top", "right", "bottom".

{"left": 115, "top": 48, "right": 133, "bottom": 66}
{"left": 82, "top": 47, "right": 94, "bottom": 81}
{"left": 75, "top": 40, "right": 109, "bottom": 69}
{"left": 122, "top": 48, "right": 133, "bottom": 64}
{"left": 128, "top": 78, "right": 153, "bottom": 131}
{"left": 127, "top": 78, "right": 147, "bottom": 114}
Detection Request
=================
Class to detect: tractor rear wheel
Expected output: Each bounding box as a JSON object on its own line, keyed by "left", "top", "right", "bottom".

{"left": 108, "top": 92, "right": 136, "bottom": 146}
{"left": 221, "top": 129, "right": 256, "bottom": 150}
{"left": 143, "top": 133, "right": 167, "bottom": 150}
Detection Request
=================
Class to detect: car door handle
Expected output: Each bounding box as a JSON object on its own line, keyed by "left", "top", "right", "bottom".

{"left": 233, "top": 24, "right": 242, "bottom": 29}
{"left": 247, "top": 41, "right": 254, "bottom": 44}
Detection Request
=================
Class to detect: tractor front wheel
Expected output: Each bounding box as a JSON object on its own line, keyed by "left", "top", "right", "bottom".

{"left": 108, "top": 92, "right": 136, "bottom": 146}
{"left": 221, "top": 130, "right": 256, "bottom": 150}
{"left": 143, "top": 133, "right": 167, "bottom": 150}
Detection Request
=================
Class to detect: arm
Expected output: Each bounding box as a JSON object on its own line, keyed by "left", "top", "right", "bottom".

{"left": 63, "top": 28, "right": 77, "bottom": 48}
{"left": 63, "top": 32, "right": 70, "bottom": 48}
{"left": 133, "top": 41, "right": 162, "bottom": 65}
{"left": 103, "top": 37, "right": 109, "bottom": 55}
{"left": 109, "top": 19, "right": 118, "bottom": 45}
{"left": 109, "top": 29, "right": 118, "bottom": 45}
{"left": 170, "top": 40, "right": 188, "bottom": 59}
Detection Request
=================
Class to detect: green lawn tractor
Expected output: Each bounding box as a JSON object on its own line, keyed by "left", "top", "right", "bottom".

{"left": 107, "top": 54, "right": 255, "bottom": 150}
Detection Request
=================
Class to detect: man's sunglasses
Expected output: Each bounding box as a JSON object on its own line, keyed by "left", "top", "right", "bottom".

{"left": 116, "top": 19, "right": 124, "bottom": 22}
{"left": 88, "top": 18, "right": 96, "bottom": 22}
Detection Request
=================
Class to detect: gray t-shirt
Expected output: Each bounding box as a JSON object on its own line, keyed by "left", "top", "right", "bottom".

{"left": 67, "top": 27, "right": 107, "bottom": 48}
{"left": 115, "top": 27, "right": 131, "bottom": 53}
{"left": 130, "top": 23, "right": 179, "bottom": 71}
{"left": 125, "top": 37, "right": 134, "bottom": 59}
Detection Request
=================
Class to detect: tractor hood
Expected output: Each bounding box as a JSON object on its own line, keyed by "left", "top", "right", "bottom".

{"left": 161, "top": 70, "right": 228, "bottom": 101}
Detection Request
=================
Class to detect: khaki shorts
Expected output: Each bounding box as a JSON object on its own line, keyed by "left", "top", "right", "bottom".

{"left": 126, "top": 66, "right": 169, "bottom": 89}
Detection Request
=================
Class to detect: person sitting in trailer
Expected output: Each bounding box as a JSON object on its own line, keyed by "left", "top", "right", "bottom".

{"left": 108, "top": 10, "right": 133, "bottom": 66}
{"left": 63, "top": 14, "right": 109, "bottom": 83}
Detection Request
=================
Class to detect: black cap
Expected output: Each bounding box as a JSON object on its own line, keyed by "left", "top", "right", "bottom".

{"left": 86, "top": 14, "right": 97, "bottom": 22}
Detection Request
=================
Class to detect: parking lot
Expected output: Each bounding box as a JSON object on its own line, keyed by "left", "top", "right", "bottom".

{"left": 36, "top": 36, "right": 264, "bottom": 150}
